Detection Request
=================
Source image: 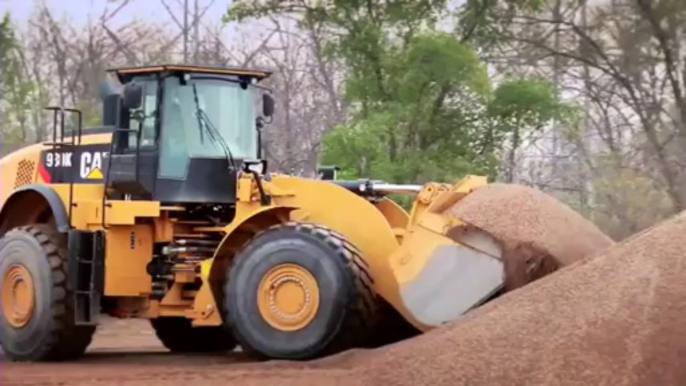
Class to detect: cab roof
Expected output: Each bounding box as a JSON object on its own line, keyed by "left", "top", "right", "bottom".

{"left": 107, "top": 64, "right": 272, "bottom": 82}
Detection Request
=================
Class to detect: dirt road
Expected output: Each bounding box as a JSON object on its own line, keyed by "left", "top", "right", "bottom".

{"left": 0, "top": 317, "right": 363, "bottom": 386}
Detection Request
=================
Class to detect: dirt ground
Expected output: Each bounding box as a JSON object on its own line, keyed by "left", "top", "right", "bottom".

{"left": 0, "top": 316, "right": 366, "bottom": 386}
{"left": 1, "top": 184, "right": 659, "bottom": 386}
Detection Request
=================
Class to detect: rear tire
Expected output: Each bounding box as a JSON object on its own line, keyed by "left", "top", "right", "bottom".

{"left": 0, "top": 225, "right": 96, "bottom": 361}
{"left": 225, "top": 222, "right": 377, "bottom": 360}
{"left": 364, "top": 299, "right": 420, "bottom": 348}
{"left": 151, "top": 317, "right": 237, "bottom": 353}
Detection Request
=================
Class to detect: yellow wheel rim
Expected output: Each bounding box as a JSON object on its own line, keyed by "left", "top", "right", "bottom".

{"left": 257, "top": 263, "right": 320, "bottom": 332}
{"left": 2, "top": 264, "right": 35, "bottom": 328}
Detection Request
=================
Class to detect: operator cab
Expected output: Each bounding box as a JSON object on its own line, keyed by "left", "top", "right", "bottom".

{"left": 103, "top": 64, "right": 274, "bottom": 206}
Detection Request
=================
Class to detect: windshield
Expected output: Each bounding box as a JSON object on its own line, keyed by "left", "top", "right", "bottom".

{"left": 158, "top": 76, "right": 257, "bottom": 180}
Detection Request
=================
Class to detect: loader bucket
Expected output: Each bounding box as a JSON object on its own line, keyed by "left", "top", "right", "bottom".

{"left": 387, "top": 177, "right": 505, "bottom": 331}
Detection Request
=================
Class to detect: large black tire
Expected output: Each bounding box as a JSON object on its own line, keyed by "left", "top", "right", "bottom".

{"left": 150, "top": 317, "right": 237, "bottom": 353}
{"left": 225, "top": 222, "right": 377, "bottom": 360}
{"left": 0, "top": 225, "right": 96, "bottom": 361}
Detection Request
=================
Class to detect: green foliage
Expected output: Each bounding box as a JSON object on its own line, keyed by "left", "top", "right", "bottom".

{"left": 225, "top": 0, "right": 291, "bottom": 23}
{"left": 0, "top": 13, "right": 16, "bottom": 68}
{"left": 321, "top": 114, "right": 389, "bottom": 179}
{"left": 484, "top": 76, "right": 578, "bottom": 181}
{"left": 322, "top": 31, "right": 501, "bottom": 184}
{"left": 395, "top": 32, "right": 491, "bottom": 99}
{"left": 226, "top": 1, "right": 500, "bottom": 185}
{"left": 488, "top": 77, "right": 578, "bottom": 135}
{"left": 0, "top": 13, "right": 48, "bottom": 144}
{"left": 225, "top": 1, "right": 571, "bottom": 187}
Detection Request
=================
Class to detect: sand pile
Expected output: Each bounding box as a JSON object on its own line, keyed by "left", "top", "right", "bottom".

{"left": 352, "top": 211, "right": 686, "bottom": 386}
{"left": 445, "top": 183, "right": 613, "bottom": 290}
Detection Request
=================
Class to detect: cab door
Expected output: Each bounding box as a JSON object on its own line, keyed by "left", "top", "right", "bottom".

{"left": 107, "top": 77, "right": 160, "bottom": 200}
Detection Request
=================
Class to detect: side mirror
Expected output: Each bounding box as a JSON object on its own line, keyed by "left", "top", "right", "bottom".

{"left": 123, "top": 82, "right": 143, "bottom": 110}
{"left": 102, "top": 95, "right": 120, "bottom": 126}
{"left": 263, "top": 93, "right": 275, "bottom": 117}
{"left": 317, "top": 165, "right": 339, "bottom": 180}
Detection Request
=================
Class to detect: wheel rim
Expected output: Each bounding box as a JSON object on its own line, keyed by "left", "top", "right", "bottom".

{"left": 257, "top": 263, "right": 320, "bottom": 331}
{"left": 1, "top": 264, "right": 35, "bottom": 328}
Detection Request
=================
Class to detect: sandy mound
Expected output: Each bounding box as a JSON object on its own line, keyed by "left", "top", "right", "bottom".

{"left": 353, "top": 211, "right": 686, "bottom": 386}
{"left": 8, "top": 184, "right": 666, "bottom": 386}
{"left": 445, "top": 183, "right": 614, "bottom": 290}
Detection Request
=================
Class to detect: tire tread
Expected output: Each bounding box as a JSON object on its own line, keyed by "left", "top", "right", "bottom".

{"left": 226, "top": 221, "right": 379, "bottom": 360}
{"left": 2, "top": 224, "right": 96, "bottom": 361}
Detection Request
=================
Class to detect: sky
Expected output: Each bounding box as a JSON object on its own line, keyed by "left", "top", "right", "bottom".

{"left": 0, "top": 0, "right": 613, "bottom": 34}
{"left": 0, "top": 0, "right": 479, "bottom": 35}
{"left": 0, "top": 0, "right": 232, "bottom": 28}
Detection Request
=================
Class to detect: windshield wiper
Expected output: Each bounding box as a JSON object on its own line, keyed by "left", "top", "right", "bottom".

{"left": 192, "top": 84, "right": 236, "bottom": 171}
{"left": 191, "top": 86, "right": 205, "bottom": 144}
{"left": 201, "top": 111, "right": 236, "bottom": 170}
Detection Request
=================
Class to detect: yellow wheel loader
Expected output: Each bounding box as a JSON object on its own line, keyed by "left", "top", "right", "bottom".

{"left": 0, "top": 64, "right": 504, "bottom": 362}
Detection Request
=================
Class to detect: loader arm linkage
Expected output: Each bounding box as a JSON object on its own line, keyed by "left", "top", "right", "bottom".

{"left": 331, "top": 180, "right": 423, "bottom": 197}
{"left": 272, "top": 173, "right": 505, "bottom": 332}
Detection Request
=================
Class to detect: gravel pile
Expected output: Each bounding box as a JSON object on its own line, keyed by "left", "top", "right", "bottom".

{"left": 354, "top": 211, "right": 686, "bottom": 386}
{"left": 444, "top": 183, "right": 613, "bottom": 290}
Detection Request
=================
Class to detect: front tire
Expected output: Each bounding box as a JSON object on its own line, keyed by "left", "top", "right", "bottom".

{"left": 225, "top": 222, "right": 377, "bottom": 360}
{"left": 0, "top": 225, "right": 96, "bottom": 361}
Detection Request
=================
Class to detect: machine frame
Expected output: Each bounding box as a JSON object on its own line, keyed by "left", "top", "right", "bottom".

{"left": 0, "top": 64, "right": 504, "bottom": 363}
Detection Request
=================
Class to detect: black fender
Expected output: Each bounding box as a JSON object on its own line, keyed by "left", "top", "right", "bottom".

{"left": 0, "top": 184, "right": 70, "bottom": 234}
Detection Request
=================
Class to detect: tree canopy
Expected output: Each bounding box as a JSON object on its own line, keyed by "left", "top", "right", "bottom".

{"left": 226, "top": 0, "right": 570, "bottom": 185}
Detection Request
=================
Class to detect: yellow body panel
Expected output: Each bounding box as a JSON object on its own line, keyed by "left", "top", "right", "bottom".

{"left": 0, "top": 134, "right": 163, "bottom": 300}
{"left": 105, "top": 201, "right": 161, "bottom": 225}
{"left": 0, "top": 144, "right": 42, "bottom": 203}
{"left": 273, "top": 177, "right": 406, "bottom": 311}
{"left": 203, "top": 174, "right": 412, "bottom": 323}
{"left": 159, "top": 282, "right": 192, "bottom": 316}
{"left": 375, "top": 198, "right": 409, "bottom": 230}
{"left": 71, "top": 132, "right": 113, "bottom": 145}
{"left": 104, "top": 225, "right": 153, "bottom": 296}
{"left": 389, "top": 212, "right": 464, "bottom": 286}
{"left": 190, "top": 276, "right": 223, "bottom": 326}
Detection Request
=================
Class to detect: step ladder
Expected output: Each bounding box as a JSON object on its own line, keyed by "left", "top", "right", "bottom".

{"left": 67, "top": 230, "right": 105, "bottom": 326}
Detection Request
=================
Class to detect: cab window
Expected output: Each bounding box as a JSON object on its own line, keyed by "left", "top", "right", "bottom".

{"left": 129, "top": 81, "right": 158, "bottom": 149}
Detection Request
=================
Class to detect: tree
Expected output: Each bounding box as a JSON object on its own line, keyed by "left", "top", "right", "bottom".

{"left": 0, "top": 13, "right": 47, "bottom": 144}
{"left": 452, "top": 0, "right": 686, "bottom": 237}
{"left": 488, "top": 76, "right": 578, "bottom": 182}
{"left": 226, "top": 1, "right": 576, "bottom": 187}
{"left": 323, "top": 32, "right": 500, "bottom": 184}
{"left": 0, "top": 12, "right": 16, "bottom": 144}
{"left": 227, "top": 1, "right": 504, "bottom": 183}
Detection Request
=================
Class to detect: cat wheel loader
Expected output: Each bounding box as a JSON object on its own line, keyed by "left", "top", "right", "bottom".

{"left": 0, "top": 64, "right": 505, "bottom": 362}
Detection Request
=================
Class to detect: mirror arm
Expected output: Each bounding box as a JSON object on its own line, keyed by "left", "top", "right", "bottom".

{"left": 256, "top": 117, "right": 265, "bottom": 159}
{"left": 251, "top": 83, "right": 273, "bottom": 93}
{"left": 257, "top": 127, "right": 263, "bottom": 160}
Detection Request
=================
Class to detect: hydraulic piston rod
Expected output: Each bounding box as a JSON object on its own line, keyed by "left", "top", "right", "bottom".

{"left": 371, "top": 183, "right": 423, "bottom": 195}
{"left": 333, "top": 180, "right": 423, "bottom": 197}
